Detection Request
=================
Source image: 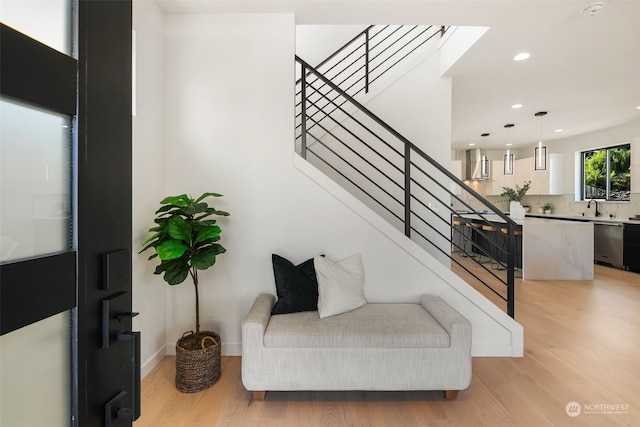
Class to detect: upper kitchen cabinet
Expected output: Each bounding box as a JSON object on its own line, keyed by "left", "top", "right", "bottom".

{"left": 487, "top": 153, "right": 563, "bottom": 196}
{"left": 524, "top": 153, "right": 563, "bottom": 195}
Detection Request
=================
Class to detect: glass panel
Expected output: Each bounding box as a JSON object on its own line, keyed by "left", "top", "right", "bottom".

{"left": 0, "top": 97, "right": 72, "bottom": 262}
{"left": 0, "top": 0, "right": 73, "bottom": 56}
{"left": 608, "top": 145, "right": 631, "bottom": 201}
{"left": 583, "top": 148, "right": 606, "bottom": 199}
{"left": 0, "top": 311, "right": 70, "bottom": 427}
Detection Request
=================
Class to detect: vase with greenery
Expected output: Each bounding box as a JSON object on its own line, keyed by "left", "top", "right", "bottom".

{"left": 500, "top": 180, "right": 531, "bottom": 202}
{"left": 542, "top": 202, "right": 553, "bottom": 214}
{"left": 140, "top": 192, "right": 229, "bottom": 392}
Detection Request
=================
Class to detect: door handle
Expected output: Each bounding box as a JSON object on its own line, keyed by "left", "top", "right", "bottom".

{"left": 104, "top": 331, "right": 141, "bottom": 426}
{"left": 101, "top": 291, "right": 138, "bottom": 349}
{"left": 117, "top": 331, "right": 141, "bottom": 422}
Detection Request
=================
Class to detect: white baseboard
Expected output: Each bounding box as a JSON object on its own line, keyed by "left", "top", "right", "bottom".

{"left": 141, "top": 346, "right": 167, "bottom": 379}
{"left": 472, "top": 345, "right": 522, "bottom": 357}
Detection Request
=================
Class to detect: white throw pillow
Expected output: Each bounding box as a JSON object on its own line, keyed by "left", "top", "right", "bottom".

{"left": 314, "top": 253, "right": 367, "bottom": 319}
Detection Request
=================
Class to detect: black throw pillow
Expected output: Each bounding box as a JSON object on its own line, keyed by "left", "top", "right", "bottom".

{"left": 271, "top": 254, "right": 319, "bottom": 315}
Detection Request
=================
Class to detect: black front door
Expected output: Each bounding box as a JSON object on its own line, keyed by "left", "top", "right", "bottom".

{"left": 76, "top": 1, "right": 138, "bottom": 426}
{"left": 1, "top": 1, "right": 138, "bottom": 426}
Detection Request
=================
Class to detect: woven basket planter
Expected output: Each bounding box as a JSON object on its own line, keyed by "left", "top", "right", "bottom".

{"left": 175, "top": 331, "right": 221, "bottom": 393}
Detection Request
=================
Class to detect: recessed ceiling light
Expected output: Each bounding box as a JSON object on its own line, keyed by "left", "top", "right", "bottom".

{"left": 582, "top": 2, "right": 605, "bottom": 17}
{"left": 506, "top": 143, "right": 513, "bottom": 146}
{"left": 512, "top": 104, "right": 523, "bottom": 109}
{"left": 636, "top": 106, "right": 640, "bottom": 110}
{"left": 469, "top": 143, "right": 476, "bottom": 146}
{"left": 513, "top": 53, "right": 530, "bottom": 61}
{"left": 555, "top": 129, "right": 564, "bottom": 133}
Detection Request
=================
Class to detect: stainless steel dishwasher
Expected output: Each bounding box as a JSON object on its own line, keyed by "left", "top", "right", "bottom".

{"left": 593, "top": 222, "right": 624, "bottom": 269}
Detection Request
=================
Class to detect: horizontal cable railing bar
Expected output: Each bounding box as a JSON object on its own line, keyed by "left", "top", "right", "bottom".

{"left": 307, "top": 146, "right": 404, "bottom": 223}
{"left": 368, "top": 26, "right": 426, "bottom": 68}
{"left": 368, "top": 29, "right": 441, "bottom": 86}
{"left": 407, "top": 196, "right": 509, "bottom": 287}
{"left": 295, "top": 25, "right": 445, "bottom": 136}
{"left": 305, "top": 113, "right": 404, "bottom": 196}
{"left": 298, "top": 55, "right": 514, "bottom": 226}
{"left": 410, "top": 222, "right": 508, "bottom": 302}
{"left": 295, "top": 25, "right": 516, "bottom": 317}
{"left": 303, "top": 80, "right": 404, "bottom": 160}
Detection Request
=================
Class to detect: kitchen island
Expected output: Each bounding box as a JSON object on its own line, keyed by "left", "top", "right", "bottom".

{"left": 522, "top": 217, "right": 593, "bottom": 280}
{"left": 456, "top": 214, "right": 593, "bottom": 280}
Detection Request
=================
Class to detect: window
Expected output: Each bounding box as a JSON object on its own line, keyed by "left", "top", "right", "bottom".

{"left": 582, "top": 144, "right": 631, "bottom": 201}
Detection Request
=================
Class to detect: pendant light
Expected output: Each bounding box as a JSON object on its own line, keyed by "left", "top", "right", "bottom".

{"left": 503, "top": 124, "right": 515, "bottom": 175}
{"left": 534, "top": 111, "right": 547, "bottom": 170}
{"left": 481, "top": 150, "right": 490, "bottom": 178}
{"left": 480, "top": 133, "right": 490, "bottom": 178}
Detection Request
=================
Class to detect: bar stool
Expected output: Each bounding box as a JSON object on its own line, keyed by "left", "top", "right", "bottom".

{"left": 452, "top": 217, "right": 471, "bottom": 255}
{"left": 500, "top": 227, "right": 523, "bottom": 275}
{"left": 468, "top": 221, "right": 490, "bottom": 264}
{"left": 481, "top": 224, "right": 499, "bottom": 268}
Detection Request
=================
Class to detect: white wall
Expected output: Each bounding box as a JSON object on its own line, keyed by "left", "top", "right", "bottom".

{"left": 548, "top": 120, "right": 640, "bottom": 218}
{"left": 366, "top": 55, "right": 451, "bottom": 166}
{"left": 132, "top": 0, "right": 167, "bottom": 377}
{"left": 159, "top": 13, "right": 521, "bottom": 358}
{"left": 296, "top": 25, "right": 368, "bottom": 66}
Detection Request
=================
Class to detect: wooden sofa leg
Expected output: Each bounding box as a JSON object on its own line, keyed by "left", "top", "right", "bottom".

{"left": 444, "top": 390, "right": 459, "bottom": 400}
{"left": 253, "top": 391, "right": 266, "bottom": 401}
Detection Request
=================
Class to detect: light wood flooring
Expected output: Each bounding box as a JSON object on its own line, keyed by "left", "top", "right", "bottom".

{"left": 135, "top": 264, "right": 639, "bottom": 427}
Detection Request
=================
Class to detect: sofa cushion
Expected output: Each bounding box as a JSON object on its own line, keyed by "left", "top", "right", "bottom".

{"left": 271, "top": 254, "right": 319, "bottom": 315}
{"left": 265, "top": 303, "right": 450, "bottom": 348}
{"left": 315, "top": 253, "right": 367, "bottom": 318}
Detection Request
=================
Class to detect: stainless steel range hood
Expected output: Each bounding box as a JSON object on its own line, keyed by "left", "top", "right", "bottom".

{"left": 466, "top": 149, "right": 490, "bottom": 180}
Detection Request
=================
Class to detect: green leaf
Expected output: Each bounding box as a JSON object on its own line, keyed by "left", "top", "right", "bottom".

{"left": 160, "top": 194, "right": 192, "bottom": 207}
{"left": 191, "top": 202, "right": 209, "bottom": 215}
{"left": 155, "top": 204, "right": 175, "bottom": 214}
{"left": 159, "top": 258, "right": 190, "bottom": 285}
{"left": 194, "top": 192, "right": 223, "bottom": 204}
{"left": 157, "top": 240, "right": 188, "bottom": 260}
{"left": 194, "top": 226, "right": 221, "bottom": 245}
{"left": 191, "top": 244, "right": 226, "bottom": 270}
{"left": 167, "top": 216, "right": 192, "bottom": 242}
{"left": 195, "top": 219, "right": 218, "bottom": 227}
{"left": 165, "top": 268, "right": 189, "bottom": 285}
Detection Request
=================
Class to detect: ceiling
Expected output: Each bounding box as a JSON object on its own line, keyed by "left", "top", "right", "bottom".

{"left": 158, "top": 0, "right": 640, "bottom": 150}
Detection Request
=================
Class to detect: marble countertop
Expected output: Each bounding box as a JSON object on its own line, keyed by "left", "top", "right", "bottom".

{"left": 455, "top": 213, "right": 587, "bottom": 227}
{"left": 526, "top": 213, "right": 639, "bottom": 225}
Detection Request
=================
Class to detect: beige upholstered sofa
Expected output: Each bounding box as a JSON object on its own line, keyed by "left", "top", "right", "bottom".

{"left": 241, "top": 293, "right": 472, "bottom": 401}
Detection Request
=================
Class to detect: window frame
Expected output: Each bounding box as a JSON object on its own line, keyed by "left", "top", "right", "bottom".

{"left": 581, "top": 143, "right": 631, "bottom": 202}
{"left": 0, "top": 23, "right": 78, "bottom": 335}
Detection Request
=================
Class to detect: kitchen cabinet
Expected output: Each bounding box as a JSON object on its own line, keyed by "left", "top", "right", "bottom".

{"left": 488, "top": 160, "right": 515, "bottom": 196}
{"left": 450, "top": 160, "right": 463, "bottom": 195}
{"left": 623, "top": 223, "right": 640, "bottom": 272}
{"left": 486, "top": 154, "right": 563, "bottom": 196}
{"left": 524, "top": 153, "right": 563, "bottom": 195}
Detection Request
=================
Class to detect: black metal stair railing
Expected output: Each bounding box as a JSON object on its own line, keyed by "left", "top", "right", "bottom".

{"left": 296, "top": 56, "right": 518, "bottom": 318}
{"left": 295, "top": 25, "right": 447, "bottom": 153}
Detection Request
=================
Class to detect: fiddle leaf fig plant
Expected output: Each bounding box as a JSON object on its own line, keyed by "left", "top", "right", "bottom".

{"left": 140, "top": 192, "right": 229, "bottom": 342}
{"left": 501, "top": 180, "right": 531, "bottom": 202}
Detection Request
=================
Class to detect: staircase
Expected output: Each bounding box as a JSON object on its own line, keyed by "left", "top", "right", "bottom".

{"left": 294, "top": 26, "right": 519, "bottom": 318}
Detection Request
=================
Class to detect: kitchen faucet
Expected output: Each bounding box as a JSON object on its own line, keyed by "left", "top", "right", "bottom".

{"left": 587, "top": 199, "right": 601, "bottom": 217}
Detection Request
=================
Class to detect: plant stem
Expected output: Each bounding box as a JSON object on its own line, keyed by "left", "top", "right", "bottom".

{"left": 192, "top": 268, "right": 200, "bottom": 341}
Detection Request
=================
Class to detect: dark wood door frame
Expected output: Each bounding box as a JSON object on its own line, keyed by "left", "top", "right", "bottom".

{"left": 76, "top": 1, "right": 136, "bottom": 426}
